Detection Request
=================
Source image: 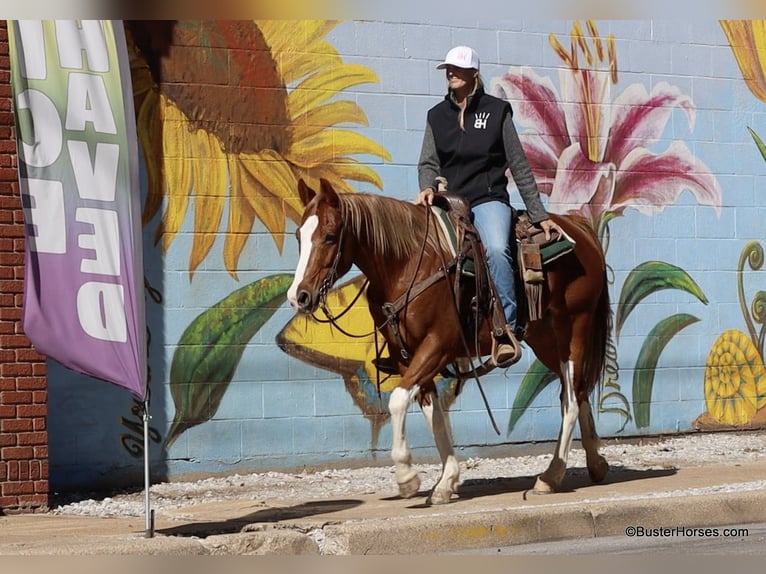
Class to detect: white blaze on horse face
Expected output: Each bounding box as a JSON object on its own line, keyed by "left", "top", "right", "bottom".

{"left": 287, "top": 214, "right": 319, "bottom": 309}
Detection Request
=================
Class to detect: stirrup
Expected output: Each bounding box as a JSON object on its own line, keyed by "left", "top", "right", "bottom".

{"left": 492, "top": 330, "right": 522, "bottom": 368}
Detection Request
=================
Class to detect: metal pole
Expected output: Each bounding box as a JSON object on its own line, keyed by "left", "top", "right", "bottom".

{"left": 143, "top": 399, "right": 154, "bottom": 538}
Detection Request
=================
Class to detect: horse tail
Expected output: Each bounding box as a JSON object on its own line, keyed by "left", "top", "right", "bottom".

{"left": 582, "top": 269, "right": 610, "bottom": 395}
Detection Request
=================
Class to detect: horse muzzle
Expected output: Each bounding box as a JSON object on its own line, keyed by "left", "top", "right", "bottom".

{"left": 293, "top": 289, "right": 319, "bottom": 314}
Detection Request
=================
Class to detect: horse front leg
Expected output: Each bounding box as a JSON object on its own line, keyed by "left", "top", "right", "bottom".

{"left": 389, "top": 384, "right": 422, "bottom": 498}
{"left": 534, "top": 359, "right": 578, "bottom": 493}
{"left": 420, "top": 390, "right": 459, "bottom": 505}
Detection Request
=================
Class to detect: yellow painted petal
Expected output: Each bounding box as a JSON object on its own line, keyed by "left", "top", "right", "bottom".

{"left": 289, "top": 65, "right": 381, "bottom": 113}
{"left": 189, "top": 131, "right": 227, "bottom": 276}
{"left": 157, "top": 104, "right": 193, "bottom": 251}
{"left": 721, "top": 20, "right": 766, "bottom": 103}
{"left": 324, "top": 159, "right": 386, "bottom": 188}
{"left": 238, "top": 154, "right": 296, "bottom": 251}
{"left": 223, "top": 159, "right": 256, "bottom": 279}
{"left": 291, "top": 101, "right": 370, "bottom": 142}
{"left": 276, "top": 276, "right": 402, "bottom": 393}
{"left": 289, "top": 130, "right": 393, "bottom": 166}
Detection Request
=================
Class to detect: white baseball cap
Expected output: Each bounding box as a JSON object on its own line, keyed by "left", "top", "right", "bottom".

{"left": 436, "top": 46, "right": 480, "bottom": 70}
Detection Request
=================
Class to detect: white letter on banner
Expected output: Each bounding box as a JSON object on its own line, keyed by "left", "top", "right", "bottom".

{"left": 68, "top": 141, "right": 119, "bottom": 202}
{"left": 55, "top": 20, "right": 109, "bottom": 72}
{"left": 23, "top": 179, "right": 66, "bottom": 254}
{"left": 77, "top": 282, "right": 127, "bottom": 342}
{"left": 76, "top": 207, "right": 120, "bottom": 276}
{"left": 65, "top": 73, "right": 117, "bottom": 134}
{"left": 16, "top": 89, "right": 63, "bottom": 168}
{"left": 16, "top": 20, "right": 46, "bottom": 80}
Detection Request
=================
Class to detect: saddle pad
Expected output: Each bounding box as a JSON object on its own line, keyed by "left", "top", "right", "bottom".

{"left": 539, "top": 231, "right": 576, "bottom": 265}
{"left": 430, "top": 206, "right": 475, "bottom": 275}
{"left": 430, "top": 206, "right": 458, "bottom": 257}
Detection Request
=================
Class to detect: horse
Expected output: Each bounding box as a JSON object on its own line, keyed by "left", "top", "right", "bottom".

{"left": 287, "top": 178, "right": 610, "bottom": 505}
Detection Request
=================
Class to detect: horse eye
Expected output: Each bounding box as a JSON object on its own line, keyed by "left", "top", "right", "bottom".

{"left": 323, "top": 233, "right": 337, "bottom": 244}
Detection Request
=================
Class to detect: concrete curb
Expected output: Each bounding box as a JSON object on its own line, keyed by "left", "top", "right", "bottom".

{"left": 2, "top": 462, "right": 766, "bottom": 555}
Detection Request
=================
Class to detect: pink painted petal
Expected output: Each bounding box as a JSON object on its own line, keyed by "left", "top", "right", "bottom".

{"left": 547, "top": 144, "right": 616, "bottom": 224}
{"left": 490, "top": 67, "right": 571, "bottom": 157}
{"left": 559, "top": 68, "right": 613, "bottom": 162}
{"left": 606, "top": 82, "right": 695, "bottom": 166}
{"left": 516, "top": 133, "right": 562, "bottom": 195}
{"left": 612, "top": 141, "right": 723, "bottom": 216}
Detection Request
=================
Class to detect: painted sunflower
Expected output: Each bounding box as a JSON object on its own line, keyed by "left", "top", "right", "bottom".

{"left": 125, "top": 20, "right": 391, "bottom": 278}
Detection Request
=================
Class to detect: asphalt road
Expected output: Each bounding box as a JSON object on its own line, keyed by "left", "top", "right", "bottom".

{"left": 452, "top": 522, "right": 766, "bottom": 555}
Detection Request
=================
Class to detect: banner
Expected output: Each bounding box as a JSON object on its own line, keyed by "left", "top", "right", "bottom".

{"left": 8, "top": 20, "right": 147, "bottom": 399}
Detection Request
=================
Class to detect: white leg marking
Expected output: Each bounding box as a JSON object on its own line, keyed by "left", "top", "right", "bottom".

{"left": 421, "top": 392, "right": 459, "bottom": 504}
{"left": 555, "top": 359, "right": 579, "bottom": 462}
{"left": 535, "top": 359, "right": 579, "bottom": 493}
{"left": 287, "top": 215, "right": 318, "bottom": 308}
{"left": 389, "top": 385, "right": 421, "bottom": 493}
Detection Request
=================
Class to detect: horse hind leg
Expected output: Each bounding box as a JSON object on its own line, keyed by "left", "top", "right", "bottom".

{"left": 578, "top": 399, "right": 609, "bottom": 483}
{"left": 420, "top": 390, "right": 459, "bottom": 505}
{"left": 534, "top": 359, "right": 578, "bottom": 494}
{"left": 389, "top": 384, "right": 422, "bottom": 498}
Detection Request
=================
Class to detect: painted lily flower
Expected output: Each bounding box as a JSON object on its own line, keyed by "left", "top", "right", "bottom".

{"left": 721, "top": 20, "right": 766, "bottom": 103}
{"left": 490, "top": 20, "right": 722, "bottom": 239}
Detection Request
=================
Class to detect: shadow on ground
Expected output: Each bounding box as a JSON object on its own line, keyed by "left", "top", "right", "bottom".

{"left": 382, "top": 465, "right": 678, "bottom": 508}
{"left": 156, "top": 499, "right": 363, "bottom": 538}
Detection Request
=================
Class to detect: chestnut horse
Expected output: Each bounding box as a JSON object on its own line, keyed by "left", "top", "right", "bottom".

{"left": 287, "top": 178, "right": 610, "bottom": 505}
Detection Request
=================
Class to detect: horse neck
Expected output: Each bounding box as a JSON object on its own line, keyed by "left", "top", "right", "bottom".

{"left": 348, "top": 233, "right": 401, "bottom": 301}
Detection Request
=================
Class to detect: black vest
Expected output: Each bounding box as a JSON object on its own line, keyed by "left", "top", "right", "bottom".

{"left": 427, "top": 89, "right": 512, "bottom": 208}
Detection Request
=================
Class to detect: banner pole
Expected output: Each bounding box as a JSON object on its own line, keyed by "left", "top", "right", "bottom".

{"left": 143, "top": 398, "right": 154, "bottom": 538}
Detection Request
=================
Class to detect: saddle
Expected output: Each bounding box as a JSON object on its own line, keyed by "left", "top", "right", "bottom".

{"left": 431, "top": 195, "right": 575, "bottom": 334}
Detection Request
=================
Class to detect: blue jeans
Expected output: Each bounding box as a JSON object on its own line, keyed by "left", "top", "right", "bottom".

{"left": 471, "top": 201, "right": 517, "bottom": 330}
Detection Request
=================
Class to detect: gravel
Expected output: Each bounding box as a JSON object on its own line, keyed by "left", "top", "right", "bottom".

{"left": 51, "top": 430, "right": 766, "bottom": 519}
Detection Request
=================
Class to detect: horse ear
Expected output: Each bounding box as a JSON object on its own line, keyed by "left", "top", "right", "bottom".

{"left": 297, "top": 178, "right": 316, "bottom": 207}
{"left": 318, "top": 178, "right": 340, "bottom": 206}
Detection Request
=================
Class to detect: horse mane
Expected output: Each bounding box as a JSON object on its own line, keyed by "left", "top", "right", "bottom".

{"left": 337, "top": 194, "right": 444, "bottom": 260}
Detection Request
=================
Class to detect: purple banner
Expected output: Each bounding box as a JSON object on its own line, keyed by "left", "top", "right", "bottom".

{"left": 8, "top": 20, "right": 147, "bottom": 399}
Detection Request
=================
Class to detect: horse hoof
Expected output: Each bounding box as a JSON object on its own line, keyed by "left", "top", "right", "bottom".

{"left": 532, "top": 475, "right": 558, "bottom": 494}
{"left": 398, "top": 474, "right": 421, "bottom": 499}
{"left": 588, "top": 456, "right": 609, "bottom": 483}
{"left": 427, "top": 488, "right": 453, "bottom": 505}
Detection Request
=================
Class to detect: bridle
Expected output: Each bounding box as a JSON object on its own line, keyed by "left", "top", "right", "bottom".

{"left": 316, "top": 223, "right": 347, "bottom": 309}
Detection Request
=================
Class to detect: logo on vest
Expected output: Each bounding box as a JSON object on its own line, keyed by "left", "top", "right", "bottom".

{"left": 474, "top": 112, "right": 490, "bottom": 129}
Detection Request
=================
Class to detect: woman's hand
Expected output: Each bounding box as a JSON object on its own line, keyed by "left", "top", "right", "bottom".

{"left": 537, "top": 218, "right": 564, "bottom": 241}
{"left": 414, "top": 188, "right": 436, "bottom": 206}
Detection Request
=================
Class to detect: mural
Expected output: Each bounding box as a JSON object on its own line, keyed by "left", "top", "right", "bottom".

{"left": 40, "top": 19, "right": 766, "bottom": 486}
{"left": 490, "top": 20, "right": 723, "bottom": 431}
{"left": 124, "top": 21, "right": 391, "bottom": 448}
{"left": 692, "top": 21, "right": 766, "bottom": 429}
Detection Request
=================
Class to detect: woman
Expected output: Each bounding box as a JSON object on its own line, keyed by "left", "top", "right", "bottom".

{"left": 416, "top": 45, "right": 561, "bottom": 367}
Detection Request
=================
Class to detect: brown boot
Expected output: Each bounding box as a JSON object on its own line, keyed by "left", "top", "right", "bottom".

{"left": 492, "top": 331, "right": 522, "bottom": 368}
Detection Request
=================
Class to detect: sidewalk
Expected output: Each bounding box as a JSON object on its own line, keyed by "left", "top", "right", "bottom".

{"left": 1, "top": 459, "right": 765, "bottom": 555}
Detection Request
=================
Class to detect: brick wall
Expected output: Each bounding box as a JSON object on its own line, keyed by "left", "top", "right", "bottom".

{"left": 0, "top": 20, "right": 49, "bottom": 513}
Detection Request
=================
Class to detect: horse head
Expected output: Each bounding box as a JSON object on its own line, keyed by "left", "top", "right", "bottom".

{"left": 287, "top": 178, "right": 352, "bottom": 314}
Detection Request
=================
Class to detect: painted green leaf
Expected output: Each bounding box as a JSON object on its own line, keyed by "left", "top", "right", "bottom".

{"left": 166, "top": 273, "right": 294, "bottom": 447}
{"left": 748, "top": 126, "right": 766, "bottom": 163}
{"left": 507, "top": 359, "right": 557, "bottom": 434}
{"left": 616, "top": 261, "right": 708, "bottom": 339}
{"left": 632, "top": 313, "right": 699, "bottom": 429}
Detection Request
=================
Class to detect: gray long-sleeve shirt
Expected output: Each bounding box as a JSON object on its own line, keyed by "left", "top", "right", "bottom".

{"left": 418, "top": 108, "right": 549, "bottom": 224}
